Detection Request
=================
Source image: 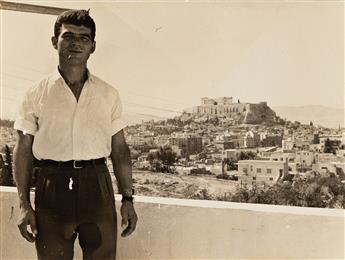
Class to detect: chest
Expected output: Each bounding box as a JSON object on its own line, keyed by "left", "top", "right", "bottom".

{"left": 37, "top": 85, "right": 111, "bottom": 124}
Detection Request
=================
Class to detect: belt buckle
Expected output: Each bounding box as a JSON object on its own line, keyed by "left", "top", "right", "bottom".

{"left": 73, "top": 160, "right": 82, "bottom": 169}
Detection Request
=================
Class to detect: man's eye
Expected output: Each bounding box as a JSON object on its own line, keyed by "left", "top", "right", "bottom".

{"left": 64, "top": 35, "right": 73, "bottom": 40}
{"left": 81, "top": 37, "right": 91, "bottom": 42}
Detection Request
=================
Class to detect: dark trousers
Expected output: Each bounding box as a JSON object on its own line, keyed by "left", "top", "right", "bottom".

{"left": 34, "top": 163, "right": 117, "bottom": 260}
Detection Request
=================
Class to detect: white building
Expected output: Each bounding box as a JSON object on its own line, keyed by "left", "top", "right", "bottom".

{"left": 282, "top": 137, "right": 294, "bottom": 150}
{"left": 320, "top": 134, "right": 344, "bottom": 145}
{"left": 237, "top": 160, "right": 288, "bottom": 185}
{"left": 295, "top": 151, "right": 314, "bottom": 166}
{"left": 269, "top": 152, "right": 295, "bottom": 163}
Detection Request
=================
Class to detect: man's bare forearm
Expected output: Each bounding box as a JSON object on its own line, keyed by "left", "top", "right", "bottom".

{"left": 13, "top": 131, "right": 34, "bottom": 209}
{"left": 110, "top": 130, "right": 133, "bottom": 196}
{"left": 110, "top": 144, "right": 133, "bottom": 196}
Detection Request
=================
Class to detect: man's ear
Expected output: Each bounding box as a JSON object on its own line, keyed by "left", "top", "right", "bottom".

{"left": 51, "top": 36, "right": 58, "bottom": 49}
{"left": 91, "top": 41, "right": 96, "bottom": 54}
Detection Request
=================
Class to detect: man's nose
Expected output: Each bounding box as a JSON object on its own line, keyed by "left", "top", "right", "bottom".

{"left": 69, "top": 36, "right": 84, "bottom": 45}
{"left": 70, "top": 39, "right": 83, "bottom": 48}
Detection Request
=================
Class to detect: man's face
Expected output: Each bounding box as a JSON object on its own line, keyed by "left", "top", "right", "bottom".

{"left": 52, "top": 23, "right": 95, "bottom": 65}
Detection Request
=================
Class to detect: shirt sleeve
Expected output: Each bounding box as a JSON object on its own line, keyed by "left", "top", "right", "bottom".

{"left": 13, "top": 87, "right": 38, "bottom": 136}
{"left": 110, "top": 91, "right": 128, "bottom": 136}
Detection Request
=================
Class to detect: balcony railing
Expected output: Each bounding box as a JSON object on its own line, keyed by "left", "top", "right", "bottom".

{"left": 1, "top": 186, "right": 344, "bottom": 259}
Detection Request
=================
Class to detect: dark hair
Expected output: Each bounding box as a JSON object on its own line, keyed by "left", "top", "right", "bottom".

{"left": 54, "top": 9, "right": 96, "bottom": 41}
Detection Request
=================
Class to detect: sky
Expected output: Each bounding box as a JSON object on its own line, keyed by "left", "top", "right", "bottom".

{"left": 1, "top": 0, "right": 344, "bottom": 120}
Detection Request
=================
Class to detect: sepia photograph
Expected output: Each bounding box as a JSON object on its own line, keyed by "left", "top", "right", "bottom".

{"left": 0, "top": 0, "right": 344, "bottom": 259}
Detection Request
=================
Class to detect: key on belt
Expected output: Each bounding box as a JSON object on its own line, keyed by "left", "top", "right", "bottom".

{"left": 69, "top": 178, "right": 73, "bottom": 190}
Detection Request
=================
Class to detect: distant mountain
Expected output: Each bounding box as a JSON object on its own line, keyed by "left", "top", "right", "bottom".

{"left": 123, "top": 112, "right": 167, "bottom": 125}
{"left": 273, "top": 105, "right": 344, "bottom": 129}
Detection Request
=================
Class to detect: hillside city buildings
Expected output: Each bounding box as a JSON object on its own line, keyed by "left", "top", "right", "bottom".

{"left": 121, "top": 97, "right": 345, "bottom": 186}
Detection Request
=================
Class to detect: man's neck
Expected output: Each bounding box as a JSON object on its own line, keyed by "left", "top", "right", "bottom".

{"left": 59, "top": 65, "right": 88, "bottom": 86}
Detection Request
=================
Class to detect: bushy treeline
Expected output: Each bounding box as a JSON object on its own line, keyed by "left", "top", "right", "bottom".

{"left": 0, "top": 119, "right": 14, "bottom": 128}
{"left": 186, "top": 175, "right": 345, "bottom": 209}
{"left": 229, "top": 175, "right": 345, "bottom": 208}
{"left": 0, "top": 145, "right": 15, "bottom": 186}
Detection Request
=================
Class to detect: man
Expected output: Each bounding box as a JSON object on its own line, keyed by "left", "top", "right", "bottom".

{"left": 13, "top": 9, "right": 137, "bottom": 259}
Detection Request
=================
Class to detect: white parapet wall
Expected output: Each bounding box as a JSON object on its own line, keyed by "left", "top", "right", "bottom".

{"left": 1, "top": 186, "right": 344, "bottom": 259}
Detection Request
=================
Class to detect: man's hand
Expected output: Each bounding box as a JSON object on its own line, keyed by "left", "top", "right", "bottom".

{"left": 17, "top": 206, "right": 37, "bottom": 242}
{"left": 120, "top": 201, "right": 137, "bottom": 237}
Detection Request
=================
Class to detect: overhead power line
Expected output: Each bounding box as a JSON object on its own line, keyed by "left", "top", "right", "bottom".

{"left": 0, "top": 1, "right": 69, "bottom": 15}
{"left": 124, "top": 101, "right": 182, "bottom": 114}
{"left": 2, "top": 85, "right": 24, "bottom": 92}
{"left": 2, "top": 73, "right": 189, "bottom": 112}
{"left": 1, "top": 96, "right": 17, "bottom": 102}
{"left": 3, "top": 62, "right": 46, "bottom": 75}
{"left": 121, "top": 89, "right": 190, "bottom": 107}
{"left": 0, "top": 90, "right": 182, "bottom": 114}
{"left": 1, "top": 72, "right": 35, "bottom": 82}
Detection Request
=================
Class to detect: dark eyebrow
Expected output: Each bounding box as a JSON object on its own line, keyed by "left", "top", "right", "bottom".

{"left": 80, "top": 34, "right": 91, "bottom": 39}
{"left": 61, "top": 32, "right": 91, "bottom": 39}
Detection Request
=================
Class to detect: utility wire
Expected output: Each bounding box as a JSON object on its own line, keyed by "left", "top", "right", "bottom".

{"left": 3, "top": 62, "right": 46, "bottom": 75}
{"left": 1, "top": 96, "right": 18, "bottom": 102}
{"left": 1, "top": 72, "right": 35, "bottom": 82}
{"left": 2, "top": 80, "right": 187, "bottom": 113}
{"left": 121, "top": 89, "right": 190, "bottom": 106}
{"left": 2, "top": 86, "right": 182, "bottom": 116}
{"left": 2, "top": 70, "right": 190, "bottom": 108}
{"left": 2, "top": 85, "right": 25, "bottom": 92}
{"left": 124, "top": 101, "right": 182, "bottom": 114}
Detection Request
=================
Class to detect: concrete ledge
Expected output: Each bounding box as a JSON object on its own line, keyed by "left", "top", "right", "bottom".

{"left": 1, "top": 186, "right": 344, "bottom": 259}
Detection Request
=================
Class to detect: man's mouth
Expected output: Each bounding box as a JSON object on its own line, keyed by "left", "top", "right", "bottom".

{"left": 69, "top": 50, "right": 83, "bottom": 53}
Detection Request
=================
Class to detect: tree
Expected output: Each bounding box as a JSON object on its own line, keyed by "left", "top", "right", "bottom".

{"left": 0, "top": 119, "right": 14, "bottom": 128}
{"left": 239, "top": 151, "right": 256, "bottom": 160}
{"left": 223, "top": 158, "right": 237, "bottom": 171}
{"left": 313, "top": 134, "right": 320, "bottom": 144}
{"left": 147, "top": 152, "right": 155, "bottom": 163}
{"left": 291, "top": 121, "right": 301, "bottom": 130}
{"left": 156, "top": 146, "right": 177, "bottom": 166}
{"left": 150, "top": 159, "right": 163, "bottom": 172}
{"left": 323, "top": 138, "right": 335, "bottom": 154}
{"left": 147, "top": 146, "right": 177, "bottom": 173}
{"left": 0, "top": 145, "right": 15, "bottom": 186}
{"left": 5, "top": 145, "right": 12, "bottom": 174}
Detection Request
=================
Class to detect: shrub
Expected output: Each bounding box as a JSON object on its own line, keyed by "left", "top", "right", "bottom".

{"left": 0, "top": 145, "right": 15, "bottom": 186}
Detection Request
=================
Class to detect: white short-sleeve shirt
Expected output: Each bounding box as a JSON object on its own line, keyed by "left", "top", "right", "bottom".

{"left": 14, "top": 70, "right": 127, "bottom": 161}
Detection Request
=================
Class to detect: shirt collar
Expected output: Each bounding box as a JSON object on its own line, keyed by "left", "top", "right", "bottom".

{"left": 50, "top": 67, "right": 94, "bottom": 83}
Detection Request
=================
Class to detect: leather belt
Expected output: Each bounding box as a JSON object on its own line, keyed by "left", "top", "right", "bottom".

{"left": 36, "top": 158, "right": 106, "bottom": 169}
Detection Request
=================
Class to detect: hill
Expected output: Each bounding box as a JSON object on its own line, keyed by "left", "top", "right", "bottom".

{"left": 273, "top": 105, "right": 344, "bottom": 129}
